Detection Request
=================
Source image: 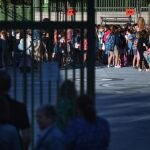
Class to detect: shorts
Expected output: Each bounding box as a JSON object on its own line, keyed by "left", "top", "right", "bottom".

{"left": 133, "top": 49, "right": 137, "bottom": 55}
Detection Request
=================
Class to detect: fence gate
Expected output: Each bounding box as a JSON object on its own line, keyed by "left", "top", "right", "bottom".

{"left": 0, "top": 0, "right": 95, "bottom": 148}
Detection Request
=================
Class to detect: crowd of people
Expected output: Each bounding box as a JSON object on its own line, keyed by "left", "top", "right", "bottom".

{"left": 0, "top": 70, "right": 110, "bottom": 150}
{"left": 98, "top": 17, "right": 150, "bottom": 72}
{"left": 0, "top": 17, "right": 150, "bottom": 71}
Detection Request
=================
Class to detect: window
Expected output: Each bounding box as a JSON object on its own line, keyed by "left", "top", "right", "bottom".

{"left": 43, "top": 0, "right": 48, "bottom": 4}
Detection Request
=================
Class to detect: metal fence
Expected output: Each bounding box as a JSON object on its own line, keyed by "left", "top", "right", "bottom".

{"left": 0, "top": 0, "right": 95, "bottom": 148}
{"left": 140, "top": 7, "right": 150, "bottom": 24}
{"left": 0, "top": 0, "right": 149, "bottom": 21}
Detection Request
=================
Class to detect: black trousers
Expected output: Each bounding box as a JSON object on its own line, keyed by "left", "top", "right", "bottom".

{"left": 138, "top": 49, "right": 149, "bottom": 69}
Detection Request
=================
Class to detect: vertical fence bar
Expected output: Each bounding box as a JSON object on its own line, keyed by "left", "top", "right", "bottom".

{"left": 48, "top": 0, "right": 51, "bottom": 20}
{"left": 30, "top": 0, "right": 35, "bottom": 148}
{"left": 4, "top": 1, "right": 8, "bottom": 21}
{"left": 22, "top": 1, "right": 25, "bottom": 20}
{"left": 22, "top": 30, "right": 28, "bottom": 105}
{"left": 39, "top": 0, "right": 43, "bottom": 105}
{"left": 12, "top": 3, "right": 17, "bottom": 100}
{"left": 148, "top": 2, "right": 150, "bottom": 25}
{"left": 80, "top": 28, "right": 84, "bottom": 95}
{"left": 80, "top": 0, "right": 84, "bottom": 95}
{"left": 87, "top": 0, "right": 95, "bottom": 101}
{"left": 48, "top": 80, "right": 51, "bottom": 103}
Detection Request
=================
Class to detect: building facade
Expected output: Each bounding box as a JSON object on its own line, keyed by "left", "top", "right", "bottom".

{"left": 0, "top": 0, "right": 149, "bottom": 23}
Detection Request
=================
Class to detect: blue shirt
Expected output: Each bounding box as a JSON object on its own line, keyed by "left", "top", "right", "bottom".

{"left": 0, "top": 124, "right": 22, "bottom": 150}
{"left": 64, "top": 116, "right": 110, "bottom": 150}
{"left": 105, "top": 34, "right": 116, "bottom": 53}
{"left": 35, "top": 123, "right": 64, "bottom": 150}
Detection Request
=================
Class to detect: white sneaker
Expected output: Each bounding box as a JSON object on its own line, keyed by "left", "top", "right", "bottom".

{"left": 115, "top": 65, "right": 121, "bottom": 68}
{"left": 146, "top": 69, "right": 150, "bottom": 72}
{"left": 138, "top": 68, "right": 142, "bottom": 72}
{"left": 107, "top": 65, "right": 110, "bottom": 68}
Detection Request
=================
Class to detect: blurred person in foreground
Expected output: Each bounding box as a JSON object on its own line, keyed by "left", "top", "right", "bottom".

{"left": 0, "top": 97, "right": 22, "bottom": 150}
{"left": 0, "top": 70, "right": 31, "bottom": 150}
{"left": 64, "top": 95, "right": 110, "bottom": 150}
{"left": 57, "top": 80, "right": 77, "bottom": 132}
{"left": 35, "top": 105, "right": 64, "bottom": 150}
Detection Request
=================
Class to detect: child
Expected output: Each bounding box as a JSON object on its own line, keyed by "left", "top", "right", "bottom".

{"left": 132, "top": 32, "right": 139, "bottom": 68}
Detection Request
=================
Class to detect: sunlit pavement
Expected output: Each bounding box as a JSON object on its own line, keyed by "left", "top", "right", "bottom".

{"left": 95, "top": 66, "right": 150, "bottom": 150}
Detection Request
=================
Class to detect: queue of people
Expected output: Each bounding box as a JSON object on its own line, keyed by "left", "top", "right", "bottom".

{"left": 0, "top": 17, "right": 150, "bottom": 71}
{"left": 96, "top": 17, "right": 150, "bottom": 71}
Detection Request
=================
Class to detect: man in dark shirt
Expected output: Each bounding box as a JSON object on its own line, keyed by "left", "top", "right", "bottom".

{"left": 0, "top": 70, "right": 31, "bottom": 150}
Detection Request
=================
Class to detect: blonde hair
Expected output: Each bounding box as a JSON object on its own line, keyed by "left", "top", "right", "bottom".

{"left": 137, "top": 17, "right": 145, "bottom": 30}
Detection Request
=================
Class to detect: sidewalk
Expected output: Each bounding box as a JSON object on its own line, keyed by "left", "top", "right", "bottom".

{"left": 95, "top": 66, "right": 150, "bottom": 150}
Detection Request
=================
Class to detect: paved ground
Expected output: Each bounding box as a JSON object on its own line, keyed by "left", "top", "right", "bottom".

{"left": 8, "top": 64, "right": 150, "bottom": 150}
{"left": 94, "top": 66, "right": 150, "bottom": 150}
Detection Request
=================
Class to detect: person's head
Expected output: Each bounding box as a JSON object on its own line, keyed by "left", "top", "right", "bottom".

{"left": 104, "top": 25, "right": 110, "bottom": 32}
{"left": 98, "top": 25, "right": 104, "bottom": 32}
{"left": 76, "top": 95, "right": 96, "bottom": 123}
{"left": 126, "top": 29, "right": 132, "bottom": 35}
{"left": 137, "top": 17, "right": 145, "bottom": 31}
{"left": 0, "top": 70, "right": 11, "bottom": 94}
{"left": 133, "top": 23, "right": 139, "bottom": 32}
{"left": 145, "top": 43, "right": 150, "bottom": 50}
{"left": 110, "top": 25, "right": 116, "bottom": 34}
{"left": 36, "top": 105, "right": 56, "bottom": 130}
{"left": 59, "top": 80, "right": 77, "bottom": 100}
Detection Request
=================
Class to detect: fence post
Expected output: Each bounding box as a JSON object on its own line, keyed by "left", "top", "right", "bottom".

{"left": 148, "top": 3, "right": 150, "bottom": 25}
{"left": 87, "top": 0, "right": 95, "bottom": 103}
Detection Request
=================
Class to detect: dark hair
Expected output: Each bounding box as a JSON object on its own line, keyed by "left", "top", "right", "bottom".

{"left": 59, "top": 80, "right": 77, "bottom": 100}
{"left": 146, "top": 43, "right": 150, "bottom": 48}
{"left": 38, "top": 105, "right": 56, "bottom": 121}
{"left": 76, "top": 95, "right": 96, "bottom": 123}
{"left": 133, "top": 23, "right": 138, "bottom": 27}
{"left": 42, "top": 18, "right": 50, "bottom": 22}
{"left": 0, "top": 70, "right": 11, "bottom": 92}
{"left": 126, "top": 29, "right": 132, "bottom": 34}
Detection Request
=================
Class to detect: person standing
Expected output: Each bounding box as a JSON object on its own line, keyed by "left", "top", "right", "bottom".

{"left": 57, "top": 80, "right": 77, "bottom": 132}
{"left": 137, "top": 17, "right": 149, "bottom": 71}
{"left": 64, "top": 95, "right": 110, "bottom": 150}
{"left": 0, "top": 30, "right": 8, "bottom": 69}
{"left": 0, "top": 70, "right": 31, "bottom": 150}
